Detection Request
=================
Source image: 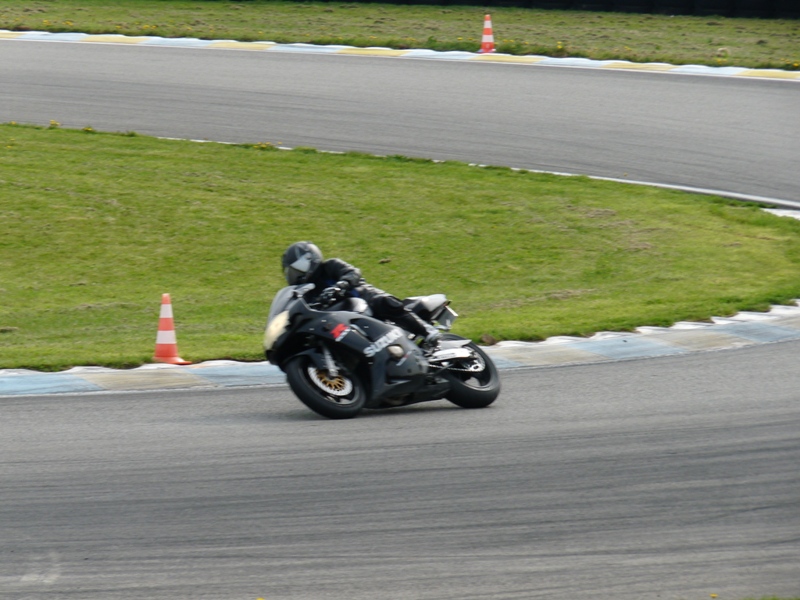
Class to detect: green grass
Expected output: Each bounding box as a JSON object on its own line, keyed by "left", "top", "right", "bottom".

{"left": 2, "top": 123, "right": 800, "bottom": 370}
{"left": 0, "top": 0, "right": 798, "bottom": 70}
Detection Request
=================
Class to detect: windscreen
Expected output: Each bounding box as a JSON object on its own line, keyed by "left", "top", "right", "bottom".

{"left": 266, "top": 284, "right": 315, "bottom": 323}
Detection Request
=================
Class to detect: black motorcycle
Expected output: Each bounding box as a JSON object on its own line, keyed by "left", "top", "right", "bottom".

{"left": 264, "top": 283, "right": 501, "bottom": 419}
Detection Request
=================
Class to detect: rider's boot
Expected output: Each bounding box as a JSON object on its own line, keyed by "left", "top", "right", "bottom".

{"left": 395, "top": 312, "right": 442, "bottom": 349}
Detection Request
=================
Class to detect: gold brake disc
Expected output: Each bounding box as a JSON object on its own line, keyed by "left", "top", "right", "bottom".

{"left": 307, "top": 366, "right": 354, "bottom": 398}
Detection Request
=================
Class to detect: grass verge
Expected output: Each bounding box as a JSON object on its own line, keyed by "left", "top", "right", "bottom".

{"left": 2, "top": 123, "right": 800, "bottom": 370}
{"left": 0, "top": 0, "right": 798, "bottom": 70}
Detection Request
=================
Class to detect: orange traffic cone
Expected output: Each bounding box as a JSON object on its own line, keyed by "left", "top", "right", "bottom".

{"left": 153, "top": 293, "right": 191, "bottom": 365}
{"left": 479, "top": 14, "right": 496, "bottom": 54}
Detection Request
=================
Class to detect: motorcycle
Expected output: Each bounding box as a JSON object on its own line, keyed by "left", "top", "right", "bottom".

{"left": 264, "top": 283, "right": 501, "bottom": 419}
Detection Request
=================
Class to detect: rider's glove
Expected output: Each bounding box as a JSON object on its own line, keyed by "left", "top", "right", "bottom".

{"left": 320, "top": 286, "right": 341, "bottom": 304}
{"left": 335, "top": 280, "right": 351, "bottom": 291}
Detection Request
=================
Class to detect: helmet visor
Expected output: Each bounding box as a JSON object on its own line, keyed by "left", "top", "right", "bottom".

{"left": 285, "top": 253, "right": 314, "bottom": 285}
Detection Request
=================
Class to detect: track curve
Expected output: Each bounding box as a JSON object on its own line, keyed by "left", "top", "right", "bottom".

{"left": 2, "top": 345, "right": 800, "bottom": 599}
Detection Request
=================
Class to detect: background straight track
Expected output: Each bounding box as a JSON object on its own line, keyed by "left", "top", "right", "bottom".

{"left": 1, "top": 39, "right": 798, "bottom": 202}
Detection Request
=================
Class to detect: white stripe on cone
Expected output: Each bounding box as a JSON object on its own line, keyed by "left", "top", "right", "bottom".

{"left": 159, "top": 302, "right": 174, "bottom": 319}
{"left": 156, "top": 330, "right": 177, "bottom": 345}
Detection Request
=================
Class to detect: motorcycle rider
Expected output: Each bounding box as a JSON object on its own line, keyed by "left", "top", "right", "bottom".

{"left": 281, "top": 241, "right": 442, "bottom": 348}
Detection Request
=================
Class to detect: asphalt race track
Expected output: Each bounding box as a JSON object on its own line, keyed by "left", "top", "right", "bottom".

{"left": 3, "top": 345, "right": 800, "bottom": 599}
{"left": 0, "top": 39, "right": 798, "bottom": 202}
{"left": 1, "top": 39, "right": 800, "bottom": 599}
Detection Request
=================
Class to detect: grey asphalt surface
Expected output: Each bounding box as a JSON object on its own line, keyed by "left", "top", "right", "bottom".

{"left": 2, "top": 344, "right": 800, "bottom": 599}
{"left": 2, "top": 39, "right": 800, "bottom": 599}
{"left": 0, "top": 39, "right": 798, "bottom": 202}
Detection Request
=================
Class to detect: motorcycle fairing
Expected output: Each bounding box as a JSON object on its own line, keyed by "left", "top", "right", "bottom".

{"left": 300, "top": 312, "right": 430, "bottom": 405}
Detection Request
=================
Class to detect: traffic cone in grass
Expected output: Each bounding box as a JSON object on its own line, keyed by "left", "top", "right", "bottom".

{"left": 479, "top": 14, "right": 496, "bottom": 54}
{"left": 154, "top": 293, "right": 191, "bottom": 365}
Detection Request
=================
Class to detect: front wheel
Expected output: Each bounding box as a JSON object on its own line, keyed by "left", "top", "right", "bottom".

{"left": 441, "top": 336, "right": 501, "bottom": 409}
{"left": 285, "top": 354, "right": 367, "bottom": 419}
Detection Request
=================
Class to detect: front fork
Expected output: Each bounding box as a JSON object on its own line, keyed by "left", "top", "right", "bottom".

{"left": 320, "top": 344, "right": 339, "bottom": 377}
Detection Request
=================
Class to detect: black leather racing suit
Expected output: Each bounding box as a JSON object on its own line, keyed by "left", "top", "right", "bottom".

{"left": 302, "top": 258, "right": 435, "bottom": 339}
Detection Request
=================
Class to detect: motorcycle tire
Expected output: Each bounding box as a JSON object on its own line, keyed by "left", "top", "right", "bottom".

{"left": 441, "top": 336, "right": 501, "bottom": 409}
{"left": 285, "top": 354, "right": 367, "bottom": 419}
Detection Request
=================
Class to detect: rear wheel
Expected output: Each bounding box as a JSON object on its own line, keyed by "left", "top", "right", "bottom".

{"left": 285, "top": 354, "right": 366, "bottom": 419}
{"left": 441, "top": 336, "right": 501, "bottom": 409}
